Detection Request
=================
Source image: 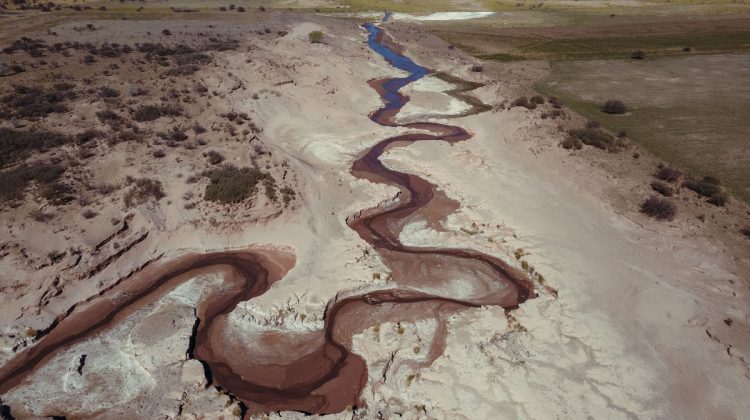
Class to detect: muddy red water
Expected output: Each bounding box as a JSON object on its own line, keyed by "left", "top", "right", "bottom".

{"left": 0, "top": 23, "right": 531, "bottom": 417}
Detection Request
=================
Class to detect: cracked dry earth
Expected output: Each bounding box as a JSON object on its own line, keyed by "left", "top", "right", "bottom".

{"left": 2, "top": 14, "right": 750, "bottom": 420}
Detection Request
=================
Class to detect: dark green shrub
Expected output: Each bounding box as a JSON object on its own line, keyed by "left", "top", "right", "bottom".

{"left": 683, "top": 178, "right": 721, "bottom": 198}
{"left": 203, "top": 165, "right": 272, "bottom": 204}
{"left": 308, "top": 31, "right": 324, "bottom": 44}
{"left": 602, "top": 99, "right": 627, "bottom": 114}
{"left": 568, "top": 125, "right": 627, "bottom": 152}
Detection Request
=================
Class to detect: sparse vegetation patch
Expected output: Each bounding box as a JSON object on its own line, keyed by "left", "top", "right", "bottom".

{"left": 203, "top": 165, "right": 274, "bottom": 204}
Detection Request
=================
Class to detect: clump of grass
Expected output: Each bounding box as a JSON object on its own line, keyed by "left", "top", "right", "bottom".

{"left": 651, "top": 181, "right": 673, "bottom": 197}
{"left": 203, "top": 165, "right": 273, "bottom": 204}
{"left": 640, "top": 195, "right": 677, "bottom": 221}
{"left": 308, "top": 31, "right": 324, "bottom": 44}
{"left": 602, "top": 99, "right": 627, "bottom": 114}
{"left": 654, "top": 166, "right": 682, "bottom": 183}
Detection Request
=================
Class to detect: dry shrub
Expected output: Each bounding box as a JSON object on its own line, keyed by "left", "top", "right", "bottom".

{"left": 651, "top": 181, "right": 673, "bottom": 197}
{"left": 512, "top": 96, "right": 536, "bottom": 110}
{"left": 683, "top": 177, "right": 721, "bottom": 198}
{"left": 654, "top": 166, "right": 682, "bottom": 183}
{"left": 0, "top": 163, "right": 65, "bottom": 203}
{"left": 530, "top": 95, "right": 545, "bottom": 105}
{"left": 0, "top": 127, "right": 70, "bottom": 166}
{"left": 560, "top": 136, "right": 583, "bottom": 150}
{"left": 568, "top": 123, "right": 627, "bottom": 152}
{"left": 124, "top": 178, "right": 165, "bottom": 207}
{"left": 640, "top": 196, "right": 677, "bottom": 221}
{"left": 205, "top": 150, "right": 224, "bottom": 165}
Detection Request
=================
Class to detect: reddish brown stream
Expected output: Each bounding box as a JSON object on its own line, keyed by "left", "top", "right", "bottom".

{"left": 0, "top": 23, "right": 531, "bottom": 417}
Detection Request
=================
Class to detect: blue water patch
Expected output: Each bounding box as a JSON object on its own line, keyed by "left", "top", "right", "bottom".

{"left": 364, "top": 22, "right": 430, "bottom": 116}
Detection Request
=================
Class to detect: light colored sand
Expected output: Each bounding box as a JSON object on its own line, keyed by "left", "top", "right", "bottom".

{"left": 393, "top": 11, "right": 495, "bottom": 21}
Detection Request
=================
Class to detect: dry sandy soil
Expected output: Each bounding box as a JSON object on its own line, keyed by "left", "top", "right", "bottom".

{"left": 0, "top": 6, "right": 749, "bottom": 420}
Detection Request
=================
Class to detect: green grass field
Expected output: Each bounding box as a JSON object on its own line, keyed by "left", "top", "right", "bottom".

{"left": 536, "top": 54, "right": 750, "bottom": 202}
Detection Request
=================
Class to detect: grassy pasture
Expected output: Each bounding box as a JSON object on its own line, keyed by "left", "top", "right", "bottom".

{"left": 536, "top": 53, "right": 750, "bottom": 202}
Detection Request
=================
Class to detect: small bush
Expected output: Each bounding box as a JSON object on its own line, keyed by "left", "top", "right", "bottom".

{"left": 548, "top": 96, "right": 562, "bottom": 109}
{"left": 654, "top": 167, "right": 682, "bottom": 183}
{"left": 205, "top": 150, "right": 224, "bottom": 165}
{"left": 133, "top": 105, "right": 162, "bottom": 121}
{"left": 40, "top": 181, "right": 74, "bottom": 205}
{"left": 741, "top": 227, "right": 750, "bottom": 239}
{"left": 124, "top": 178, "right": 165, "bottom": 207}
{"left": 98, "top": 86, "right": 120, "bottom": 98}
{"left": 96, "top": 109, "right": 122, "bottom": 124}
{"left": 470, "top": 64, "right": 483, "bottom": 72}
{"left": 640, "top": 196, "right": 677, "bottom": 221}
{"left": 308, "top": 31, "right": 324, "bottom": 44}
{"left": 82, "top": 209, "right": 98, "bottom": 219}
{"left": 707, "top": 193, "right": 728, "bottom": 207}
{"left": 152, "top": 149, "right": 166, "bottom": 158}
{"left": 162, "top": 29, "right": 172, "bottom": 36}
{"left": 602, "top": 99, "right": 627, "bottom": 114}
{"left": 512, "top": 96, "right": 536, "bottom": 110}
{"left": 683, "top": 178, "right": 721, "bottom": 198}
{"left": 530, "top": 95, "right": 545, "bottom": 105}
{"left": 132, "top": 103, "right": 181, "bottom": 122}
{"left": 560, "top": 136, "right": 583, "bottom": 150}
{"left": 631, "top": 50, "right": 646, "bottom": 59}
{"left": 651, "top": 181, "right": 673, "bottom": 197}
